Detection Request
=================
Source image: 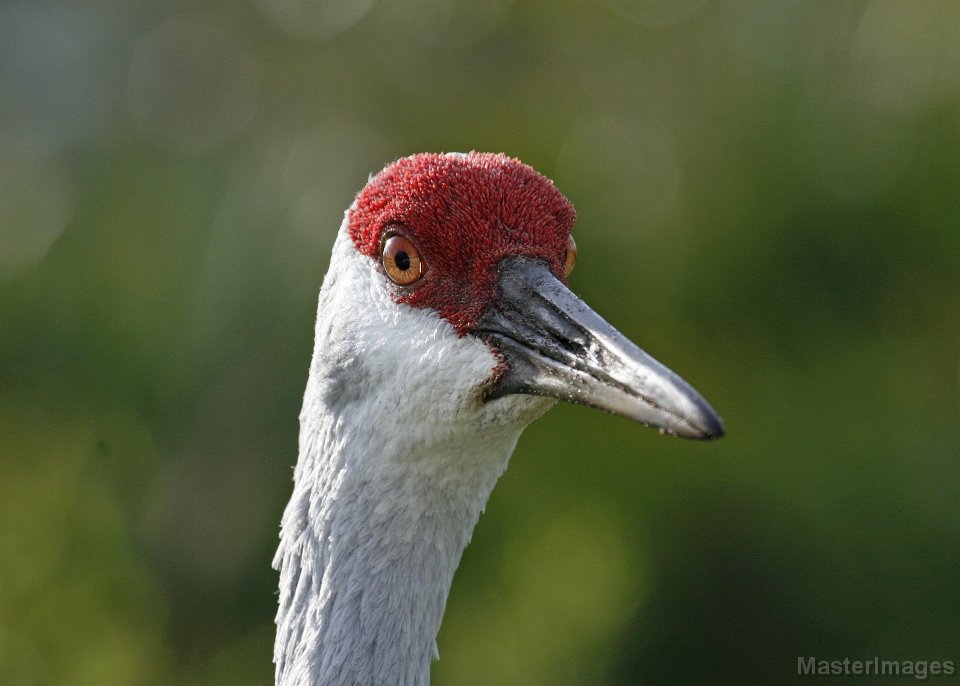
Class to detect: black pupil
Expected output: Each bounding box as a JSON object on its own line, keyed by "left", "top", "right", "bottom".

{"left": 395, "top": 251, "right": 411, "bottom": 271}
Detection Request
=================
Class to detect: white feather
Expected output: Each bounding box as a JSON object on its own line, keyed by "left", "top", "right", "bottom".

{"left": 274, "top": 216, "right": 554, "bottom": 686}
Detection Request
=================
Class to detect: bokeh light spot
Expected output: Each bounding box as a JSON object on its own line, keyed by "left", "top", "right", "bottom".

{"left": 254, "top": 0, "right": 374, "bottom": 40}
{"left": 851, "top": 0, "right": 960, "bottom": 116}
{"left": 126, "top": 14, "right": 260, "bottom": 153}
{"left": 382, "top": 0, "right": 516, "bottom": 46}
{"left": 557, "top": 114, "right": 682, "bottom": 231}
{"left": 0, "top": 135, "right": 74, "bottom": 281}
{"left": 0, "top": 3, "right": 124, "bottom": 148}
{"left": 604, "top": 0, "right": 708, "bottom": 27}
{"left": 794, "top": 88, "right": 918, "bottom": 205}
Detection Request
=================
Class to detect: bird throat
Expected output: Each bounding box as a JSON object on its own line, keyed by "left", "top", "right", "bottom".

{"left": 273, "top": 396, "right": 526, "bottom": 686}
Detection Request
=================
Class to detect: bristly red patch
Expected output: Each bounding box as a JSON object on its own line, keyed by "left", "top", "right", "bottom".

{"left": 348, "top": 152, "right": 576, "bottom": 335}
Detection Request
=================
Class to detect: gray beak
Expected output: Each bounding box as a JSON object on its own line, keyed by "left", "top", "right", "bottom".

{"left": 473, "top": 257, "right": 724, "bottom": 440}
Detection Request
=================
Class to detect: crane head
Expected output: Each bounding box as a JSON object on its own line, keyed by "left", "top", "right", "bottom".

{"left": 332, "top": 151, "right": 723, "bottom": 441}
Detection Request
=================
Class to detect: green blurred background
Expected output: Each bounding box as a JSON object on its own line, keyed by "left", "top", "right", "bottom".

{"left": 2, "top": 0, "right": 960, "bottom": 684}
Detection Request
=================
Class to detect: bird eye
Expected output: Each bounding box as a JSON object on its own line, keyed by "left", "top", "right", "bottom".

{"left": 563, "top": 235, "right": 577, "bottom": 278}
{"left": 381, "top": 233, "right": 425, "bottom": 286}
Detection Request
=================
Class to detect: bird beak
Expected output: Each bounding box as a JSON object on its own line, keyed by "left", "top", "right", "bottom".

{"left": 473, "top": 257, "right": 724, "bottom": 440}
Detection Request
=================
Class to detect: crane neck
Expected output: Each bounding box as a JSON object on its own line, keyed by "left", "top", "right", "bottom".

{"left": 273, "top": 384, "right": 524, "bottom": 686}
{"left": 273, "top": 228, "right": 552, "bottom": 685}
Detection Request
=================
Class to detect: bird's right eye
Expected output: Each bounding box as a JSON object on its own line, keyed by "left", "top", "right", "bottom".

{"left": 381, "top": 233, "right": 425, "bottom": 286}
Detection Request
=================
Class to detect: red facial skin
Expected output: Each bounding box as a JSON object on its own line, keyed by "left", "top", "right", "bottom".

{"left": 348, "top": 152, "right": 576, "bottom": 335}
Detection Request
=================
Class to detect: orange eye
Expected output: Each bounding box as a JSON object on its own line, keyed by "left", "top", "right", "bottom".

{"left": 381, "top": 233, "right": 425, "bottom": 286}
{"left": 563, "top": 235, "right": 577, "bottom": 278}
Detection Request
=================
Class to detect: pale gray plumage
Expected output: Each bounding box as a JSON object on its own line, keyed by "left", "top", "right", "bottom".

{"left": 274, "top": 225, "right": 552, "bottom": 685}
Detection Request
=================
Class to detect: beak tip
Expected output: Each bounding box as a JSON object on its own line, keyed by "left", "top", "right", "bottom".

{"left": 666, "top": 397, "right": 725, "bottom": 440}
{"left": 699, "top": 425, "right": 725, "bottom": 441}
{"left": 687, "top": 411, "right": 725, "bottom": 441}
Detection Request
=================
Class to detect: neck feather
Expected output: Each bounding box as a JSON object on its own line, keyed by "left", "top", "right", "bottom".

{"left": 273, "top": 387, "right": 524, "bottom": 686}
{"left": 273, "top": 226, "right": 551, "bottom": 685}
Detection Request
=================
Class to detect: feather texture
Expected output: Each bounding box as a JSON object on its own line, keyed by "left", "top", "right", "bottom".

{"left": 274, "top": 222, "right": 553, "bottom": 685}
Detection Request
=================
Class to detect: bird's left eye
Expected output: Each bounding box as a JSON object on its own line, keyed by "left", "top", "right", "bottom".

{"left": 381, "top": 233, "right": 425, "bottom": 286}
{"left": 563, "top": 235, "right": 577, "bottom": 278}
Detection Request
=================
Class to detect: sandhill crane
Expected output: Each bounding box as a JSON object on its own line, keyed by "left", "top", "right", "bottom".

{"left": 273, "top": 152, "right": 723, "bottom": 686}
